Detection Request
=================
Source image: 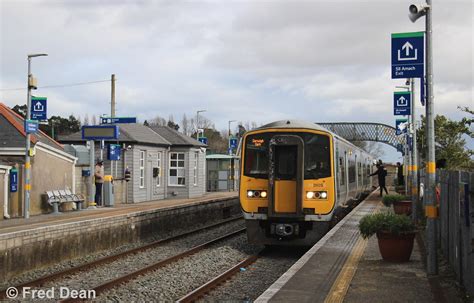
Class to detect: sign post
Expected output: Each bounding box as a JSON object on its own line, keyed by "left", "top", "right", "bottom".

{"left": 393, "top": 92, "right": 411, "bottom": 115}
{"left": 30, "top": 96, "right": 47, "bottom": 120}
{"left": 395, "top": 118, "right": 409, "bottom": 136}
{"left": 391, "top": 32, "right": 425, "bottom": 79}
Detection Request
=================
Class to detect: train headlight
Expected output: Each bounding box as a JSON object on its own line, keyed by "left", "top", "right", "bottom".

{"left": 320, "top": 191, "right": 328, "bottom": 199}
{"left": 260, "top": 191, "right": 267, "bottom": 198}
{"left": 306, "top": 191, "right": 315, "bottom": 199}
{"left": 247, "top": 190, "right": 254, "bottom": 198}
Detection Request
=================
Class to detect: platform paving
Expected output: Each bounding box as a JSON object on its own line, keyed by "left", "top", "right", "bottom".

{"left": 256, "top": 190, "right": 464, "bottom": 303}
{"left": 0, "top": 192, "right": 237, "bottom": 235}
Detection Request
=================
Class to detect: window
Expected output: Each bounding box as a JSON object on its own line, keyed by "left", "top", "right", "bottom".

{"left": 193, "top": 152, "right": 198, "bottom": 186}
{"left": 348, "top": 160, "right": 356, "bottom": 183}
{"left": 275, "top": 145, "right": 297, "bottom": 180}
{"left": 169, "top": 152, "right": 185, "bottom": 186}
{"left": 156, "top": 152, "right": 161, "bottom": 187}
{"left": 339, "top": 157, "right": 345, "bottom": 185}
{"left": 139, "top": 150, "right": 145, "bottom": 188}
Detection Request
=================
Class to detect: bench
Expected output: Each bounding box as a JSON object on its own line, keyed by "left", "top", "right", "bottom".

{"left": 46, "top": 189, "right": 85, "bottom": 214}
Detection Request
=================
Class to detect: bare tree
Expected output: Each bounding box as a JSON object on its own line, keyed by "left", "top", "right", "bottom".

{"left": 83, "top": 114, "right": 89, "bottom": 126}
{"left": 91, "top": 115, "right": 97, "bottom": 126}
{"left": 352, "top": 141, "right": 384, "bottom": 158}
{"left": 181, "top": 113, "right": 190, "bottom": 136}
{"left": 149, "top": 115, "right": 167, "bottom": 126}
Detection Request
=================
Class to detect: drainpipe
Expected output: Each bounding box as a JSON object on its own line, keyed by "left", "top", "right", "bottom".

{"left": 164, "top": 147, "right": 170, "bottom": 199}
{"left": 3, "top": 166, "right": 11, "bottom": 219}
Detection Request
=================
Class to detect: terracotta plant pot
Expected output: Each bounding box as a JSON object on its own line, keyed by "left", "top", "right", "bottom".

{"left": 376, "top": 231, "right": 416, "bottom": 262}
{"left": 393, "top": 200, "right": 412, "bottom": 215}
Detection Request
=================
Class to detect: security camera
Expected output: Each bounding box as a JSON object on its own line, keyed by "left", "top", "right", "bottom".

{"left": 405, "top": 79, "right": 410, "bottom": 86}
{"left": 408, "top": 4, "right": 429, "bottom": 23}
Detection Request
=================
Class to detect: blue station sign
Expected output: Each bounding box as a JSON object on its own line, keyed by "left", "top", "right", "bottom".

{"left": 82, "top": 125, "right": 120, "bottom": 140}
{"left": 395, "top": 118, "right": 409, "bottom": 136}
{"left": 391, "top": 32, "right": 424, "bottom": 79}
{"left": 9, "top": 168, "right": 18, "bottom": 192}
{"left": 107, "top": 144, "right": 121, "bottom": 161}
{"left": 198, "top": 137, "right": 208, "bottom": 145}
{"left": 229, "top": 138, "right": 238, "bottom": 149}
{"left": 393, "top": 92, "right": 411, "bottom": 115}
{"left": 31, "top": 96, "right": 47, "bottom": 120}
{"left": 24, "top": 119, "right": 39, "bottom": 134}
{"left": 101, "top": 117, "right": 137, "bottom": 124}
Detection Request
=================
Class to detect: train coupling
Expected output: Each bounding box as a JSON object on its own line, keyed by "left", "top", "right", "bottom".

{"left": 271, "top": 223, "right": 300, "bottom": 237}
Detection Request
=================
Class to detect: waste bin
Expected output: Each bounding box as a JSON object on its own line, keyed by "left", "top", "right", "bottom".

{"left": 103, "top": 175, "right": 114, "bottom": 207}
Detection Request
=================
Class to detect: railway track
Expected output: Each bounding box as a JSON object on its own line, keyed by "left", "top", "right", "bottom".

{"left": 177, "top": 249, "right": 265, "bottom": 303}
{"left": 0, "top": 217, "right": 243, "bottom": 300}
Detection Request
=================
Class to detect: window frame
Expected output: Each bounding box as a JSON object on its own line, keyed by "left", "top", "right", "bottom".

{"left": 139, "top": 150, "right": 145, "bottom": 189}
{"left": 169, "top": 152, "right": 186, "bottom": 186}
{"left": 193, "top": 152, "right": 198, "bottom": 186}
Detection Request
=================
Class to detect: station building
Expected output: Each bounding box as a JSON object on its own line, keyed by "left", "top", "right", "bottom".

{"left": 59, "top": 124, "right": 207, "bottom": 204}
{"left": 0, "top": 103, "right": 77, "bottom": 219}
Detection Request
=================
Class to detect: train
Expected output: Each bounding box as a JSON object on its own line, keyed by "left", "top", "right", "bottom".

{"left": 239, "top": 120, "right": 375, "bottom": 245}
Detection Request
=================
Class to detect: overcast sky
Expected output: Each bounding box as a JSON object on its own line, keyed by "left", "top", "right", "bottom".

{"left": 0, "top": 0, "right": 472, "bottom": 162}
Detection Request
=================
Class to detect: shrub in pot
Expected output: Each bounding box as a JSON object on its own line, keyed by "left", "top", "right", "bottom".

{"left": 359, "top": 212, "right": 416, "bottom": 262}
{"left": 382, "top": 194, "right": 412, "bottom": 215}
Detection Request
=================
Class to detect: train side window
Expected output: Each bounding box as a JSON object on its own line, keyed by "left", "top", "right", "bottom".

{"left": 349, "top": 161, "right": 356, "bottom": 183}
{"left": 339, "top": 157, "right": 345, "bottom": 185}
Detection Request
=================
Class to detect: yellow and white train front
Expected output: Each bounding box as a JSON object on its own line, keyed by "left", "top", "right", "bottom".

{"left": 240, "top": 129, "right": 336, "bottom": 245}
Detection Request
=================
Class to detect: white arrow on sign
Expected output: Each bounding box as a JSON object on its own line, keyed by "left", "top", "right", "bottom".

{"left": 397, "top": 96, "right": 408, "bottom": 106}
{"left": 398, "top": 41, "right": 418, "bottom": 61}
{"left": 402, "top": 42, "right": 413, "bottom": 56}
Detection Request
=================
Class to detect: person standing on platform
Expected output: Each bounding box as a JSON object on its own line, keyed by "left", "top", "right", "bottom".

{"left": 396, "top": 162, "right": 404, "bottom": 186}
{"left": 369, "top": 162, "right": 388, "bottom": 197}
{"left": 94, "top": 160, "right": 104, "bottom": 206}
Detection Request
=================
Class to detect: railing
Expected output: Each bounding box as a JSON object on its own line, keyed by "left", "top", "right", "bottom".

{"left": 436, "top": 170, "right": 474, "bottom": 296}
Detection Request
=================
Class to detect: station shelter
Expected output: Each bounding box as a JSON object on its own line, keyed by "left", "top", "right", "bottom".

{"left": 59, "top": 124, "right": 207, "bottom": 204}
{"left": 206, "top": 154, "right": 239, "bottom": 192}
{"left": 0, "top": 103, "right": 77, "bottom": 219}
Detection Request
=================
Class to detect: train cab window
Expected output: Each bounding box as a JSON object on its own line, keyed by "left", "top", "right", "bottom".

{"left": 303, "top": 134, "right": 331, "bottom": 179}
{"left": 244, "top": 134, "right": 269, "bottom": 179}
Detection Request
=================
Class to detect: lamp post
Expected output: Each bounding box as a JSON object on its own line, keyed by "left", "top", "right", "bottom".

{"left": 25, "top": 53, "right": 48, "bottom": 219}
{"left": 409, "top": 0, "right": 436, "bottom": 275}
{"left": 228, "top": 120, "right": 236, "bottom": 155}
{"left": 196, "top": 110, "right": 206, "bottom": 139}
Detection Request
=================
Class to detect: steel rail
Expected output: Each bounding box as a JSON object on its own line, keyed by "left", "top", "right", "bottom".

{"left": 0, "top": 216, "right": 242, "bottom": 300}
{"left": 60, "top": 228, "right": 246, "bottom": 303}
{"left": 177, "top": 250, "right": 264, "bottom": 303}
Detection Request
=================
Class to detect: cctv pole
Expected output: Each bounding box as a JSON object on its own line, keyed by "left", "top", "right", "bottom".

{"left": 24, "top": 57, "right": 32, "bottom": 219}
{"left": 424, "top": 0, "right": 437, "bottom": 275}
{"left": 410, "top": 78, "right": 419, "bottom": 223}
{"left": 111, "top": 74, "right": 116, "bottom": 118}
{"left": 24, "top": 54, "right": 47, "bottom": 219}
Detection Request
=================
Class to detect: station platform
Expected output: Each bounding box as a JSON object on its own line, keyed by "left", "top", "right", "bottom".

{"left": 1, "top": 192, "right": 239, "bottom": 282}
{"left": 256, "top": 190, "right": 462, "bottom": 303}
{"left": 0, "top": 192, "right": 237, "bottom": 235}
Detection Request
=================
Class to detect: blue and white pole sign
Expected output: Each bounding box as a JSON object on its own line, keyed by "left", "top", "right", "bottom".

{"left": 101, "top": 117, "right": 137, "bottom": 124}
{"left": 30, "top": 96, "right": 47, "bottom": 120}
{"left": 198, "top": 137, "right": 208, "bottom": 145}
{"left": 393, "top": 92, "right": 411, "bottom": 115}
{"left": 395, "top": 118, "right": 409, "bottom": 136}
{"left": 10, "top": 168, "right": 18, "bottom": 192}
{"left": 391, "top": 32, "right": 424, "bottom": 79}
{"left": 107, "top": 144, "right": 121, "bottom": 161}
{"left": 24, "top": 119, "right": 39, "bottom": 134}
{"left": 229, "top": 138, "right": 238, "bottom": 149}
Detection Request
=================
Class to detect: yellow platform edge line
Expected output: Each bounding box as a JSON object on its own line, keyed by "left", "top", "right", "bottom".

{"left": 324, "top": 236, "right": 368, "bottom": 303}
{"left": 324, "top": 203, "right": 382, "bottom": 303}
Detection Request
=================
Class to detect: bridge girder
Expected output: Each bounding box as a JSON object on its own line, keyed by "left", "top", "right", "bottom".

{"left": 317, "top": 122, "right": 405, "bottom": 150}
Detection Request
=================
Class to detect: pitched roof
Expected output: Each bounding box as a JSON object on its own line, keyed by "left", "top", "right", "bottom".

{"left": 0, "top": 103, "right": 64, "bottom": 150}
{"left": 149, "top": 126, "right": 206, "bottom": 147}
{"left": 59, "top": 123, "right": 171, "bottom": 146}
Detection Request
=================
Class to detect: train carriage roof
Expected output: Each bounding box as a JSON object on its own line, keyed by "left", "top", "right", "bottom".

{"left": 252, "top": 120, "right": 375, "bottom": 160}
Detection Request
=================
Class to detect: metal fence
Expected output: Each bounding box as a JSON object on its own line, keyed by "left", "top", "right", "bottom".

{"left": 437, "top": 170, "right": 474, "bottom": 296}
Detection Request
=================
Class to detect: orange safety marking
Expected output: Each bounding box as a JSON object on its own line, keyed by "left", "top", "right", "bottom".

{"left": 427, "top": 162, "right": 436, "bottom": 174}
{"left": 425, "top": 205, "right": 438, "bottom": 218}
{"left": 25, "top": 184, "right": 31, "bottom": 190}
{"left": 25, "top": 162, "right": 31, "bottom": 169}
